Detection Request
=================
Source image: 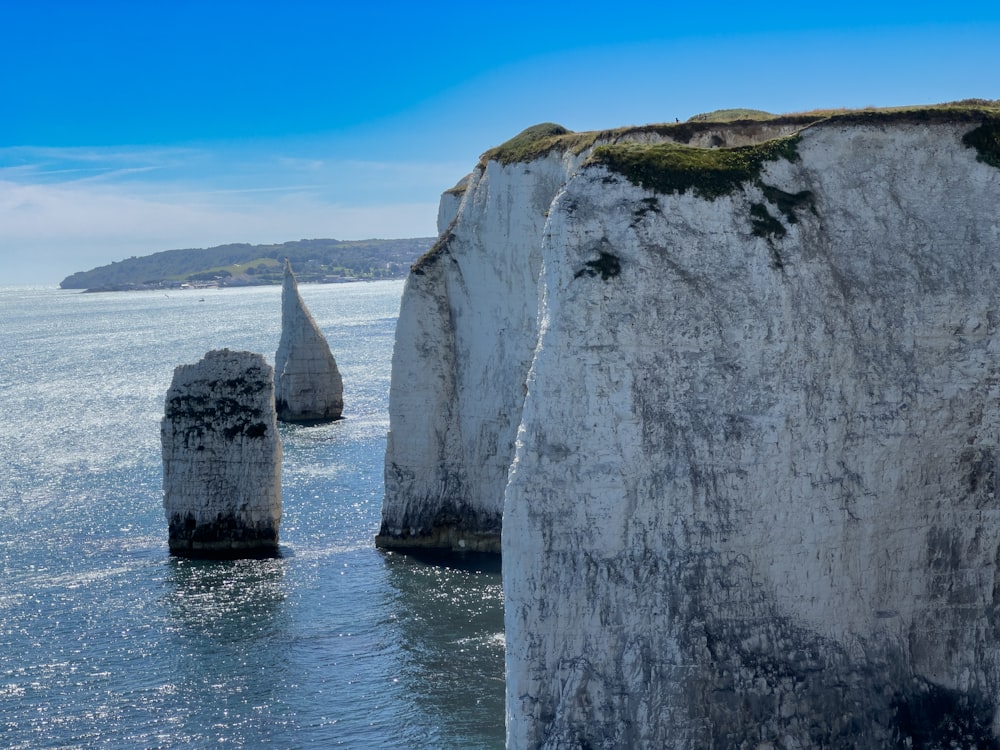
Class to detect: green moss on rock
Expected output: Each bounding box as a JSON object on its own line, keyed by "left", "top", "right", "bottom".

{"left": 574, "top": 251, "right": 622, "bottom": 281}
{"left": 750, "top": 203, "right": 787, "bottom": 239}
{"left": 759, "top": 184, "right": 815, "bottom": 223}
{"left": 962, "top": 121, "right": 1000, "bottom": 169}
{"left": 411, "top": 227, "right": 455, "bottom": 275}
{"left": 590, "top": 136, "right": 801, "bottom": 200}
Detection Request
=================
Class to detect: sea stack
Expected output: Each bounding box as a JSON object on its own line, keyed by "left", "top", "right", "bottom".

{"left": 274, "top": 259, "right": 344, "bottom": 423}
{"left": 161, "top": 349, "right": 282, "bottom": 558}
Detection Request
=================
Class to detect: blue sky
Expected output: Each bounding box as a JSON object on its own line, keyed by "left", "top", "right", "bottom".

{"left": 2, "top": 1, "right": 999, "bottom": 284}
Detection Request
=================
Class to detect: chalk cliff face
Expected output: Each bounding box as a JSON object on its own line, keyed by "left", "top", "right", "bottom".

{"left": 162, "top": 348, "right": 282, "bottom": 557}
{"left": 384, "top": 109, "right": 1000, "bottom": 746}
{"left": 505, "top": 115, "right": 1000, "bottom": 747}
{"left": 378, "top": 121, "right": 805, "bottom": 552}
{"left": 377, "top": 137, "right": 593, "bottom": 552}
{"left": 275, "top": 260, "right": 344, "bottom": 423}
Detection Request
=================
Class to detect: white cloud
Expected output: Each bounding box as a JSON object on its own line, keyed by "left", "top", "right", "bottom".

{"left": 0, "top": 178, "right": 438, "bottom": 284}
{"left": 0, "top": 143, "right": 456, "bottom": 284}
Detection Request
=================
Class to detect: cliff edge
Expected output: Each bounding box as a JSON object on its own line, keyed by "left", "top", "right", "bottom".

{"left": 377, "top": 119, "right": 808, "bottom": 553}
{"left": 383, "top": 104, "right": 1000, "bottom": 747}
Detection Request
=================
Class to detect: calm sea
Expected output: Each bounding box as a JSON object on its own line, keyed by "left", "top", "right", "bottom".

{"left": 0, "top": 281, "right": 504, "bottom": 749}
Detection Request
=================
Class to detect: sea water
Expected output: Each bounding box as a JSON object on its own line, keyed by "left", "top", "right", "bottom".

{"left": 0, "top": 282, "right": 505, "bottom": 749}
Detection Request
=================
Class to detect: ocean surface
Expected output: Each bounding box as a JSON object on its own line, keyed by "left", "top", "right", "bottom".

{"left": 0, "top": 281, "right": 505, "bottom": 749}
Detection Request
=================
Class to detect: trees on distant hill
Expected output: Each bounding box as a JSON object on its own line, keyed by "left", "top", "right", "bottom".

{"left": 59, "top": 237, "right": 436, "bottom": 290}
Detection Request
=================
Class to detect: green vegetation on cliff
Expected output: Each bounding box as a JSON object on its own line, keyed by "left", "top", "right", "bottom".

{"left": 687, "top": 108, "right": 777, "bottom": 122}
{"left": 60, "top": 237, "right": 436, "bottom": 291}
{"left": 481, "top": 123, "right": 599, "bottom": 166}
{"left": 479, "top": 102, "right": 1000, "bottom": 180}
{"left": 962, "top": 121, "right": 1000, "bottom": 169}
{"left": 590, "top": 136, "right": 802, "bottom": 200}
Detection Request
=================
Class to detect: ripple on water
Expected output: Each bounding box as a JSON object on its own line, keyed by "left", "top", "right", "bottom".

{"left": 0, "top": 283, "right": 505, "bottom": 749}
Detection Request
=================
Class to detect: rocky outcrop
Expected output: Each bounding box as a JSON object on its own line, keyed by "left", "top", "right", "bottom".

{"left": 274, "top": 259, "right": 343, "bottom": 423}
{"left": 378, "top": 128, "right": 591, "bottom": 552}
{"left": 378, "top": 120, "right": 817, "bottom": 553}
{"left": 161, "top": 348, "right": 282, "bottom": 557}
{"left": 384, "top": 108, "right": 1000, "bottom": 747}
{"left": 437, "top": 174, "right": 470, "bottom": 234}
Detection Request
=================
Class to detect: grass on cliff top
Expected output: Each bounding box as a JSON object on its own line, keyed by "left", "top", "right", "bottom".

{"left": 589, "top": 102, "right": 1000, "bottom": 197}
{"left": 476, "top": 101, "right": 1000, "bottom": 179}
{"left": 443, "top": 173, "right": 472, "bottom": 196}
{"left": 478, "top": 118, "right": 808, "bottom": 166}
{"left": 785, "top": 101, "right": 1000, "bottom": 169}
{"left": 805, "top": 102, "right": 1000, "bottom": 124}
{"left": 687, "top": 108, "right": 777, "bottom": 122}
{"left": 480, "top": 122, "right": 599, "bottom": 166}
{"left": 589, "top": 136, "right": 802, "bottom": 200}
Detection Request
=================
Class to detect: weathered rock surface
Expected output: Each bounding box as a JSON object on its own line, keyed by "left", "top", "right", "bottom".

{"left": 378, "top": 121, "right": 804, "bottom": 552}
{"left": 384, "top": 109, "right": 1000, "bottom": 747}
{"left": 275, "top": 259, "right": 343, "bottom": 423}
{"left": 161, "top": 348, "right": 282, "bottom": 557}
{"left": 378, "top": 135, "right": 591, "bottom": 552}
{"left": 507, "top": 114, "right": 1000, "bottom": 748}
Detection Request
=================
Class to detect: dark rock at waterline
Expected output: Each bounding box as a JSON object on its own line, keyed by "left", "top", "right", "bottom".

{"left": 161, "top": 349, "right": 282, "bottom": 558}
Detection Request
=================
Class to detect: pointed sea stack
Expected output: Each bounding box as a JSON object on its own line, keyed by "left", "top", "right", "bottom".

{"left": 161, "top": 349, "right": 282, "bottom": 558}
{"left": 274, "top": 260, "right": 344, "bottom": 423}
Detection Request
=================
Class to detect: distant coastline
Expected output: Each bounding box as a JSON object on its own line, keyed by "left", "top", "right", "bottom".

{"left": 59, "top": 236, "right": 435, "bottom": 292}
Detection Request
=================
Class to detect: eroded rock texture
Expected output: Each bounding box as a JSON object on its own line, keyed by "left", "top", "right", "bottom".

{"left": 161, "top": 348, "right": 282, "bottom": 557}
{"left": 505, "top": 115, "right": 1000, "bottom": 748}
{"left": 385, "top": 109, "right": 1000, "bottom": 747}
{"left": 275, "top": 259, "right": 343, "bottom": 423}
{"left": 377, "top": 144, "right": 592, "bottom": 553}
{"left": 378, "top": 120, "right": 805, "bottom": 553}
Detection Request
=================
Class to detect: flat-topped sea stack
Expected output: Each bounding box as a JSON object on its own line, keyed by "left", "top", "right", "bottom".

{"left": 381, "top": 104, "right": 1000, "bottom": 747}
{"left": 161, "top": 348, "right": 282, "bottom": 558}
{"left": 274, "top": 259, "right": 344, "bottom": 423}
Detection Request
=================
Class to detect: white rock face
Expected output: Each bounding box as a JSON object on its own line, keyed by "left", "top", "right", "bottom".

{"left": 378, "top": 145, "right": 594, "bottom": 552}
{"left": 437, "top": 174, "right": 470, "bottom": 234}
{"left": 383, "top": 113, "right": 1000, "bottom": 745}
{"left": 274, "top": 260, "right": 343, "bottom": 423}
{"left": 379, "top": 121, "right": 796, "bottom": 552}
{"left": 506, "top": 118, "right": 1000, "bottom": 747}
{"left": 162, "top": 348, "right": 282, "bottom": 557}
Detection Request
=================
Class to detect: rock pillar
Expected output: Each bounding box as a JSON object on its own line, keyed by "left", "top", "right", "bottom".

{"left": 161, "top": 348, "right": 282, "bottom": 558}
{"left": 274, "top": 259, "right": 343, "bottom": 423}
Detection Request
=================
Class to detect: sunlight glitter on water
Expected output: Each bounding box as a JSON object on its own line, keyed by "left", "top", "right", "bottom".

{"left": 0, "top": 283, "right": 505, "bottom": 749}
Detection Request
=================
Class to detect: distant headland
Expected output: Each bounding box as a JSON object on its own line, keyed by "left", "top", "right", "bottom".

{"left": 59, "top": 236, "right": 436, "bottom": 292}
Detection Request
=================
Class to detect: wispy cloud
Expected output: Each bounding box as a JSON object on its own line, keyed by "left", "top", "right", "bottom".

{"left": 0, "top": 177, "right": 438, "bottom": 284}
{"left": 0, "top": 141, "right": 456, "bottom": 283}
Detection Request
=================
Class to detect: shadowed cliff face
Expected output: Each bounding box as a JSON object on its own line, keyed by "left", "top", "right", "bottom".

{"left": 504, "top": 116, "right": 1000, "bottom": 748}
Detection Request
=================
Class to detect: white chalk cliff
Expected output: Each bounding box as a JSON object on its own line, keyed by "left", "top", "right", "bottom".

{"left": 162, "top": 348, "right": 282, "bottom": 557}
{"left": 275, "top": 259, "right": 344, "bottom": 423}
{"left": 378, "top": 120, "right": 810, "bottom": 552}
{"left": 382, "top": 109, "right": 1000, "bottom": 747}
